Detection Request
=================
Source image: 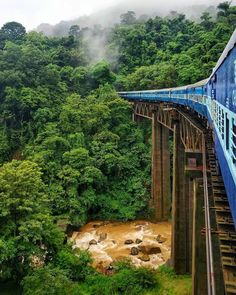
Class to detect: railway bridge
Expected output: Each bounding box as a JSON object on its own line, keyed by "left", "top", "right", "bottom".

{"left": 119, "top": 30, "right": 236, "bottom": 295}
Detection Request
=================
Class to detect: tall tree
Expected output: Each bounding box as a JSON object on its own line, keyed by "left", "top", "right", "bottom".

{"left": 0, "top": 22, "right": 26, "bottom": 42}
{"left": 120, "top": 11, "right": 136, "bottom": 25}
{"left": 0, "top": 160, "right": 64, "bottom": 280}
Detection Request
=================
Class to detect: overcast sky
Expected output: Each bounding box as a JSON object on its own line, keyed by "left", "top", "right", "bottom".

{"left": 0, "top": 0, "right": 230, "bottom": 30}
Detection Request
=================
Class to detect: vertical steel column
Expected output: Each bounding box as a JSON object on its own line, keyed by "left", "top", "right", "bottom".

{"left": 151, "top": 112, "right": 171, "bottom": 221}
{"left": 171, "top": 121, "right": 188, "bottom": 274}
{"left": 192, "top": 180, "right": 208, "bottom": 295}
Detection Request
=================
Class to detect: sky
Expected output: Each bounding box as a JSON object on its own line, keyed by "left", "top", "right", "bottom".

{"left": 0, "top": 0, "right": 231, "bottom": 30}
{"left": 0, "top": 0, "right": 119, "bottom": 30}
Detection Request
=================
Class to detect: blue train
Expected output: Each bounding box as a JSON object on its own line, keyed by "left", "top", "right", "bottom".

{"left": 119, "top": 29, "right": 236, "bottom": 227}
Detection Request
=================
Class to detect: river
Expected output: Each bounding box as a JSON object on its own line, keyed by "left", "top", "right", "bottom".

{"left": 71, "top": 220, "right": 171, "bottom": 272}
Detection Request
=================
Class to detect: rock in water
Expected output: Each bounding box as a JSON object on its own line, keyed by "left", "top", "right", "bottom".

{"left": 124, "top": 239, "right": 134, "bottom": 245}
{"left": 138, "top": 245, "right": 161, "bottom": 255}
{"left": 130, "top": 247, "right": 139, "bottom": 256}
{"left": 139, "top": 255, "right": 150, "bottom": 262}
{"left": 89, "top": 239, "right": 97, "bottom": 245}
{"left": 135, "top": 238, "right": 142, "bottom": 244}
{"left": 156, "top": 235, "right": 167, "bottom": 243}
{"left": 99, "top": 233, "right": 107, "bottom": 242}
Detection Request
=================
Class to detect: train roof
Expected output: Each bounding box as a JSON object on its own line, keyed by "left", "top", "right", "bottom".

{"left": 187, "top": 78, "right": 208, "bottom": 88}
{"left": 118, "top": 79, "right": 207, "bottom": 95}
{"left": 210, "top": 28, "right": 236, "bottom": 79}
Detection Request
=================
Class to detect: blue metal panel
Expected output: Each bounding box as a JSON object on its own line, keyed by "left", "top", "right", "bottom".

{"left": 214, "top": 129, "right": 236, "bottom": 226}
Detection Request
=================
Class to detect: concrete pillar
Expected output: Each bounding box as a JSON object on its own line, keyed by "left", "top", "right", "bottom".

{"left": 185, "top": 175, "right": 194, "bottom": 273}
{"left": 151, "top": 112, "right": 171, "bottom": 221}
{"left": 192, "top": 179, "right": 208, "bottom": 295}
{"left": 171, "top": 121, "right": 189, "bottom": 274}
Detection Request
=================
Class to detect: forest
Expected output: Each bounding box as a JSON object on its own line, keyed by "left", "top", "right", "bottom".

{"left": 0, "top": 2, "right": 235, "bottom": 294}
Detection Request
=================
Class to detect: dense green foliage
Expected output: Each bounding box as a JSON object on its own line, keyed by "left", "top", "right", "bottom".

{"left": 22, "top": 260, "right": 157, "bottom": 295}
{"left": 111, "top": 4, "right": 236, "bottom": 89}
{"left": 0, "top": 2, "right": 235, "bottom": 294}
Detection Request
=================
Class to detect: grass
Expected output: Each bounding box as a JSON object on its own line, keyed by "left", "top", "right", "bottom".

{"left": 144, "top": 265, "right": 192, "bottom": 295}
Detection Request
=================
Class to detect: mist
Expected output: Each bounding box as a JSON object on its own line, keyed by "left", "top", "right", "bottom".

{"left": 33, "top": 0, "right": 228, "bottom": 66}
{"left": 35, "top": 0, "right": 226, "bottom": 35}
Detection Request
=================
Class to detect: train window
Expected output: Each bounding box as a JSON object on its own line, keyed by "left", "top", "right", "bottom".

{"left": 221, "top": 109, "right": 224, "bottom": 140}
{"left": 226, "top": 114, "right": 229, "bottom": 150}
{"left": 232, "top": 121, "right": 236, "bottom": 164}
{"left": 218, "top": 106, "right": 221, "bottom": 128}
{"left": 212, "top": 74, "right": 217, "bottom": 83}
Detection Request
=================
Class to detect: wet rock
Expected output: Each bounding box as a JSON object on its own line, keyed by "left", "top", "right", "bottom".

{"left": 93, "top": 222, "right": 104, "bottom": 228}
{"left": 124, "top": 239, "right": 134, "bottom": 245}
{"left": 156, "top": 235, "right": 167, "bottom": 243}
{"left": 135, "top": 238, "right": 142, "bottom": 244}
{"left": 102, "top": 221, "right": 110, "bottom": 226}
{"left": 99, "top": 233, "right": 107, "bottom": 242}
{"left": 135, "top": 226, "right": 142, "bottom": 231}
{"left": 138, "top": 245, "right": 161, "bottom": 255}
{"left": 112, "top": 240, "right": 116, "bottom": 244}
{"left": 89, "top": 239, "right": 97, "bottom": 245}
{"left": 96, "top": 261, "right": 106, "bottom": 273}
{"left": 139, "top": 254, "right": 150, "bottom": 262}
{"left": 130, "top": 247, "right": 139, "bottom": 256}
{"left": 105, "top": 263, "right": 114, "bottom": 274}
{"left": 93, "top": 224, "right": 100, "bottom": 229}
{"left": 135, "top": 221, "right": 146, "bottom": 226}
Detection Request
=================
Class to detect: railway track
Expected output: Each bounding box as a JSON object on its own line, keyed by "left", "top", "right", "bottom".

{"left": 202, "top": 133, "right": 216, "bottom": 295}
{"left": 205, "top": 132, "right": 236, "bottom": 295}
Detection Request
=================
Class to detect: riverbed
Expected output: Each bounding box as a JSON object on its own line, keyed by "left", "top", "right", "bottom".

{"left": 71, "top": 220, "right": 171, "bottom": 272}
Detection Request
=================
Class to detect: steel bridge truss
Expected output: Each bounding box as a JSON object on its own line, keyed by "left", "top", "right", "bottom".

{"left": 133, "top": 102, "right": 204, "bottom": 153}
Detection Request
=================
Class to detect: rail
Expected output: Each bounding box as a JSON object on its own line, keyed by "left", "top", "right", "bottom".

{"left": 202, "top": 134, "right": 216, "bottom": 295}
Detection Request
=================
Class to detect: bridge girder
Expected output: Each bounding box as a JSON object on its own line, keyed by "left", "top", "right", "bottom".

{"left": 133, "top": 102, "right": 204, "bottom": 153}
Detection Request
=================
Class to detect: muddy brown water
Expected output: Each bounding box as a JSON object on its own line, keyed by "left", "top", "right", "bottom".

{"left": 71, "top": 220, "right": 171, "bottom": 271}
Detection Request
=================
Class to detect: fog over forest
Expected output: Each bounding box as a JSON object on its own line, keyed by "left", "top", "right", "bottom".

{"left": 35, "top": 0, "right": 227, "bottom": 36}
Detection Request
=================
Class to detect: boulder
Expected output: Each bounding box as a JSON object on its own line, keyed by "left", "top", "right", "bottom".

{"left": 93, "top": 224, "right": 100, "bottom": 229}
{"left": 130, "top": 247, "right": 139, "bottom": 256}
{"left": 139, "top": 255, "right": 150, "bottom": 262}
{"left": 135, "top": 238, "right": 142, "bottom": 244}
{"left": 124, "top": 239, "right": 134, "bottom": 245}
{"left": 138, "top": 245, "right": 161, "bottom": 255}
{"left": 156, "top": 235, "right": 167, "bottom": 243}
{"left": 99, "top": 233, "right": 107, "bottom": 242}
{"left": 102, "top": 221, "right": 110, "bottom": 226}
{"left": 96, "top": 261, "right": 106, "bottom": 273}
{"left": 135, "top": 221, "right": 146, "bottom": 226}
{"left": 89, "top": 239, "right": 97, "bottom": 245}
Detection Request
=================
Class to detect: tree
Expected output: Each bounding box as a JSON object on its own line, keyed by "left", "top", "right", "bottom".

{"left": 55, "top": 248, "right": 93, "bottom": 281}
{"left": 69, "top": 25, "right": 80, "bottom": 37}
{"left": 89, "top": 61, "right": 116, "bottom": 89}
{"left": 0, "top": 22, "right": 26, "bottom": 42}
{"left": 200, "top": 12, "right": 214, "bottom": 30}
{"left": 0, "top": 160, "right": 64, "bottom": 279}
{"left": 217, "top": 1, "right": 231, "bottom": 18}
{"left": 120, "top": 11, "right": 136, "bottom": 25}
{"left": 22, "top": 266, "right": 76, "bottom": 295}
